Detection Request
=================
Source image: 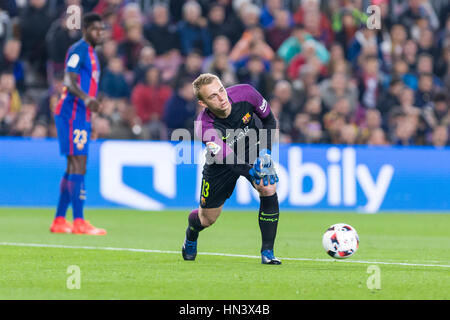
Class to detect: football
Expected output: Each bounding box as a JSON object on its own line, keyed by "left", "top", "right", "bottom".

{"left": 322, "top": 223, "right": 359, "bottom": 259}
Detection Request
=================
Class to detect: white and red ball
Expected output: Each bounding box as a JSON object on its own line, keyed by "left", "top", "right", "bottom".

{"left": 322, "top": 223, "right": 359, "bottom": 259}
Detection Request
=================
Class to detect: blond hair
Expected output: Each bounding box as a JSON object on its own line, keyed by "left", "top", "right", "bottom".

{"left": 192, "top": 73, "right": 221, "bottom": 101}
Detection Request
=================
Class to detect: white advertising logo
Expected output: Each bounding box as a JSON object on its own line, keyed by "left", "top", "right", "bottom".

{"left": 100, "top": 142, "right": 393, "bottom": 213}
{"left": 100, "top": 141, "right": 176, "bottom": 210}
{"left": 288, "top": 147, "right": 394, "bottom": 213}
{"left": 234, "top": 147, "right": 394, "bottom": 213}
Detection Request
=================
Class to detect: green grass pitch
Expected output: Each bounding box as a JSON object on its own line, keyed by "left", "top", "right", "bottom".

{"left": 0, "top": 208, "right": 449, "bottom": 300}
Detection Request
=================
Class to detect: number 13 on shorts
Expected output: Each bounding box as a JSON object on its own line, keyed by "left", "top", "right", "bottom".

{"left": 201, "top": 179, "right": 210, "bottom": 198}
{"left": 200, "top": 178, "right": 210, "bottom": 207}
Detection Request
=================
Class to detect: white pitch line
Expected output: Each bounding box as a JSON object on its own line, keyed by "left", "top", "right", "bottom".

{"left": 0, "top": 242, "right": 449, "bottom": 268}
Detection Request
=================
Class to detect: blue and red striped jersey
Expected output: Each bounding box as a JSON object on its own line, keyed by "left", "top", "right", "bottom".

{"left": 54, "top": 38, "right": 101, "bottom": 122}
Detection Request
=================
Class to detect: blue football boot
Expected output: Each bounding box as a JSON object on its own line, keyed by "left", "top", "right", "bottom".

{"left": 182, "top": 238, "right": 197, "bottom": 261}
{"left": 261, "top": 249, "right": 282, "bottom": 265}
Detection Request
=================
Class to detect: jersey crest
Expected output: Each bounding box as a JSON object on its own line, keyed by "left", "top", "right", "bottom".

{"left": 242, "top": 112, "right": 251, "bottom": 124}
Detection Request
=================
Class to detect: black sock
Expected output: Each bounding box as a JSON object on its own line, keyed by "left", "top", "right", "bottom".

{"left": 185, "top": 209, "right": 205, "bottom": 241}
{"left": 259, "top": 193, "right": 280, "bottom": 252}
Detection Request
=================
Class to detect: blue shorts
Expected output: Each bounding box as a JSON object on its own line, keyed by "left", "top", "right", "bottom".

{"left": 55, "top": 114, "right": 91, "bottom": 156}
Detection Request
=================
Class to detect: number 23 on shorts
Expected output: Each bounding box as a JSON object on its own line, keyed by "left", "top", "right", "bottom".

{"left": 73, "top": 129, "right": 87, "bottom": 151}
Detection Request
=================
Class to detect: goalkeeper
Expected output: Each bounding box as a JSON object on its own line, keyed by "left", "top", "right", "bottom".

{"left": 182, "top": 73, "right": 281, "bottom": 265}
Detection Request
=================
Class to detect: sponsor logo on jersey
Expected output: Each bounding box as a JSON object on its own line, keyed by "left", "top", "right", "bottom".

{"left": 226, "top": 126, "right": 250, "bottom": 148}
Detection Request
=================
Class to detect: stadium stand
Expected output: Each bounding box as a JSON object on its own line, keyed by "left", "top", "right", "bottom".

{"left": 0, "top": 0, "right": 449, "bottom": 146}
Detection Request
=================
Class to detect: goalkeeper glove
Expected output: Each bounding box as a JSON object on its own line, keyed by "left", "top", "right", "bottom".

{"left": 248, "top": 149, "right": 279, "bottom": 186}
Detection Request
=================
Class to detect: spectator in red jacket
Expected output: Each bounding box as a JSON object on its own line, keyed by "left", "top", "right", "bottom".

{"left": 287, "top": 39, "right": 327, "bottom": 80}
{"left": 131, "top": 66, "right": 172, "bottom": 139}
{"left": 265, "top": 9, "right": 292, "bottom": 51}
{"left": 93, "top": 0, "right": 122, "bottom": 16}
{"left": 293, "top": 0, "right": 333, "bottom": 46}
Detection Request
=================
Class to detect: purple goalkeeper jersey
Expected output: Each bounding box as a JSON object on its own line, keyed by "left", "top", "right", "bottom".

{"left": 195, "top": 84, "right": 275, "bottom": 174}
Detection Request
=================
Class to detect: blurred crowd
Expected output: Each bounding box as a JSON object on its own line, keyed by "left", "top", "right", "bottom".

{"left": 0, "top": 0, "right": 450, "bottom": 147}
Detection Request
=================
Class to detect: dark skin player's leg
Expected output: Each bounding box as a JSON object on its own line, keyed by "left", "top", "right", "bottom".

{"left": 66, "top": 155, "right": 87, "bottom": 175}
{"left": 64, "top": 154, "right": 106, "bottom": 234}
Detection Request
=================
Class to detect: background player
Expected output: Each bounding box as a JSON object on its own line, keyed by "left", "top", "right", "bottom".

{"left": 50, "top": 13, "right": 106, "bottom": 235}
{"left": 182, "top": 73, "right": 281, "bottom": 264}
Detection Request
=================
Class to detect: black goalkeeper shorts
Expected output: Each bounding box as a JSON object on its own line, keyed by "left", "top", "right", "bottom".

{"left": 199, "top": 165, "right": 253, "bottom": 209}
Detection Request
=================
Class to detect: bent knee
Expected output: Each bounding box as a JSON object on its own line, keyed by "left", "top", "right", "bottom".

{"left": 199, "top": 215, "right": 217, "bottom": 227}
